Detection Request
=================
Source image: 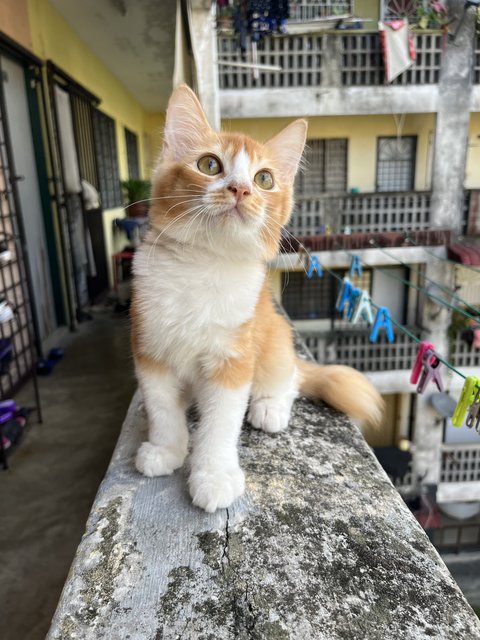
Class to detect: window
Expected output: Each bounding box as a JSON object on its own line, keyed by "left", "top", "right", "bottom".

{"left": 282, "top": 271, "right": 340, "bottom": 320}
{"left": 290, "top": 1, "right": 353, "bottom": 21}
{"left": 376, "top": 136, "right": 416, "bottom": 192}
{"left": 93, "top": 109, "right": 122, "bottom": 208}
{"left": 125, "top": 127, "right": 140, "bottom": 179}
{"left": 295, "top": 139, "right": 347, "bottom": 196}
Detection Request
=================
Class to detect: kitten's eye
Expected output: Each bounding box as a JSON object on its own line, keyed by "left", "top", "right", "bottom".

{"left": 197, "top": 155, "right": 222, "bottom": 176}
{"left": 254, "top": 170, "right": 274, "bottom": 190}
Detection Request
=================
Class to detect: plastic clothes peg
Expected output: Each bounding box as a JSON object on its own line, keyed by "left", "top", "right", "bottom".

{"left": 452, "top": 376, "right": 480, "bottom": 428}
{"left": 336, "top": 278, "right": 354, "bottom": 312}
{"left": 351, "top": 290, "right": 374, "bottom": 324}
{"left": 410, "top": 341, "right": 435, "bottom": 385}
{"left": 307, "top": 256, "right": 323, "bottom": 278}
{"left": 349, "top": 254, "right": 362, "bottom": 278}
{"left": 416, "top": 349, "right": 444, "bottom": 394}
{"left": 369, "top": 306, "right": 395, "bottom": 343}
{"left": 466, "top": 388, "right": 480, "bottom": 432}
{"left": 346, "top": 288, "right": 361, "bottom": 321}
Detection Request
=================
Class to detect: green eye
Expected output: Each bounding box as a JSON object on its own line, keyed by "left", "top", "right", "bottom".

{"left": 254, "top": 170, "right": 274, "bottom": 190}
{"left": 197, "top": 155, "right": 222, "bottom": 176}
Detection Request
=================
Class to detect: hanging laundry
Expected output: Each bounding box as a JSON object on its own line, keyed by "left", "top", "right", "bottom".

{"left": 378, "top": 20, "right": 416, "bottom": 83}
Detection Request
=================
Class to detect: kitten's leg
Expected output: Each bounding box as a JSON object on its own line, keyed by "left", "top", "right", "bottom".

{"left": 248, "top": 312, "right": 298, "bottom": 434}
{"left": 188, "top": 358, "right": 252, "bottom": 512}
{"left": 135, "top": 357, "right": 189, "bottom": 477}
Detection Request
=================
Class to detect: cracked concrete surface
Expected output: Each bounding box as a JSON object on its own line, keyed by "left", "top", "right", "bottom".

{"left": 46, "top": 359, "right": 480, "bottom": 639}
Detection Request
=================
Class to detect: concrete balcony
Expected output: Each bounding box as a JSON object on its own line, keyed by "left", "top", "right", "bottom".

{"left": 218, "top": 31, "right": 446, "bottom": 117}
{"left": 46, "top": 337, "right": 480, "bottom": 639}
{"left": 290, "top": 190, "right": 433, "bottom": 237}
{"left": 438, "top": 444, "right": 480, "bottom": 505}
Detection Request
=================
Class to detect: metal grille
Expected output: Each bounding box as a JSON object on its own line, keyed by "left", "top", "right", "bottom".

{"left": 70, "top": 94, "right": 99, "bottom": 190}
{"left": 384, "top": 0, "right": 421, "bottom": 20}
{"left": 93, "top": 109, "right": 122, "bottom": 209}
{"left": 377, "top": 137, "right": 416, "bottom": 192}
{"left": 282, "top": 270, "right": 341, "bottom": 320}
{"left": 441, "top": 444, "right": 480, "bottom": 483}
{"left": 296, "top": 139, "right": 347, "bottom": 196}
{"left": 125, "top": 127, "right": 140, "bottom": 179}
{"left": 0, "top": 76, "right": 36, "bottom": 396}
{"left": 217, "top": 34, "right": 323, "bottom": 89}
{"left": 289, "top": 1, "right": 353, "bottom": 20}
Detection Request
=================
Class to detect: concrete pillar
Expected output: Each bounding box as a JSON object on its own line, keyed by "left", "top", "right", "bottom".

{"left": 430, "top": 1, "right": 477, "bottom": 232}
{"left": 188, "top": 0, "right": 220, "bottom": 130}
{"left": 412, "top": 261, "right": 455, "bottom": 484}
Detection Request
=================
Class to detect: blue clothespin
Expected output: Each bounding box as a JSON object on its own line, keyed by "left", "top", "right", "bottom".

{"left": 349, "top": 254, "right": 362, "bottom": 278}
{"left": 369, "top": 306, "right": 395, "bottom": 343}
{"left": 336, "top": 278, "right": 353, "bottom": 312}
{"left": 346, "top": 288, "right": 361, "bottom": 320}
{"left": 351, "top": 290, "right": 374, "bottom": 324}
{"left": 307, "top": 256, "right": 323, "bottom": 278}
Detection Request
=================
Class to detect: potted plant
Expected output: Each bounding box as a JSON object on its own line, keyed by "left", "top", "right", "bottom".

{"left": 121, "top": 178, "right": 151, "bottom": 218}
{"left": 416, "top": 1, "right": 448, "bottom": 29}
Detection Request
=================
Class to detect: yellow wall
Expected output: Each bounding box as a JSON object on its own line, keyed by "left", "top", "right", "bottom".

{"left": 27, "top": 0, "right": 147, "bottom": 181}
{"left": 466, "top": 113, "right": 480, "bottom": 189}
{"left": 222, "top": 113, "right": 436, "bottom": 192}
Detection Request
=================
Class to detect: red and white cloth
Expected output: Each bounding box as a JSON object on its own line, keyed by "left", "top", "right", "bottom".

{"left": 379, "top": 20, "right": 416, "bottom": 83}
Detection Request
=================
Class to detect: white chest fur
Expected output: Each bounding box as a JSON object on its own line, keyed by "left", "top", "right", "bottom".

{"left": 133, "top": 241, "right": 265, "bottom": 380}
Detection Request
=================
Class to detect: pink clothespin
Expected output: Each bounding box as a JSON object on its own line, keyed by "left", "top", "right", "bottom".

{"left": 416, "top": 349, "right": 445, "bottom": 394}
{"left": 410, "top": 341, "right": 435, "bottom": 385}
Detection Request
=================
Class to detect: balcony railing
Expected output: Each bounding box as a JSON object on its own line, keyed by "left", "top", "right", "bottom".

{"left": 451, "top": 333, "right": 480, "bottom": 369}
{"left": 289, "top": 191, "right": 432, "bottom": 237}
{"left": 441, "top": 444, "right": 480, "bottom": 483}
{"left": 217, "top": 31, "right": 443, "bottom": 89}
{"left": 303, "top": 330, "right": 419, "bottom": 372}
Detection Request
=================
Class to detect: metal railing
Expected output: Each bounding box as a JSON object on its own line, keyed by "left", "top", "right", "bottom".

{"left": 441, "top": 444, "right": 480, "bottom": 483}
{"left": 303, "top": 330, "right": 418, "bottom": 372}
{"left": 434, "top": 523, "right": 480, "bottom": 554}
{"left": 218, "top": 32, "right": 443, "bottom": 89}
{"left": 289, "top": 191, "right": 432, "bottom": 236}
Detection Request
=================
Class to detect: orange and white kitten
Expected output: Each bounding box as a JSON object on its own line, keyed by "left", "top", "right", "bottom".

{"left": 131, "top": 85, "right": 383, "bottom": 512}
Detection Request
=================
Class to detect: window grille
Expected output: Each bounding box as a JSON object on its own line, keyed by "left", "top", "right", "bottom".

{"left": 296, "top": 139, "right": 348, "bottom": 196}
{"left": 93, "top": 109, "right": 122, "bottom": 209}
{"left": 125, "top": 127, "right": 140, "bottom": 179}
{"left": 281, "top": 270, "right": 344, "bottom": 320}
{"left": 376, "top": 136, "right": 416, "bottom": 192}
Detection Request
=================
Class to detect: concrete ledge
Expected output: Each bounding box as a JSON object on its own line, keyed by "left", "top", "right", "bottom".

{"left": 47, "top": 385, "right": 480, "bottom": 638}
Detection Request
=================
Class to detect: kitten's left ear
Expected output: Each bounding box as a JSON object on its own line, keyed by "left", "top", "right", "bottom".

{"left": 163, "top": 84, "right": 213, "bottom": 161}
{"left": 265, "top": 119, "right": 307, "bottom": 184}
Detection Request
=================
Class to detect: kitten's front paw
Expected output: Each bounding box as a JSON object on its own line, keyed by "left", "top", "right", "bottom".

{"left": 248, "top": 398, "right": 291, "bottom": 434}
{"left": 188, "top": 465, "right": 245, "bottom": 513}
{"left": 135, "top": 442, "right": 186, "bottom": 477}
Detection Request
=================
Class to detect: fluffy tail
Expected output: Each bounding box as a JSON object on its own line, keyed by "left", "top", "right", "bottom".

{"left": 297, "top": 358, "right": 384, "bottom": 427}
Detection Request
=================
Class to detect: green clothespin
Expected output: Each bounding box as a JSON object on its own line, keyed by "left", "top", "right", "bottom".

{"left": 452, "top": 376, "right": 480, "bottom": 428}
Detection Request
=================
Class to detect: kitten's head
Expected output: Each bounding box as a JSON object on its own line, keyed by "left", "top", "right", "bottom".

{"left": 150, "top": 84, "right": 307, "bottom": 260}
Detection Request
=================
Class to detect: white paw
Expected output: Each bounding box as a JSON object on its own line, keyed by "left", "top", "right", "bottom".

{"left": 248, "top": 398, "right": 291, "bottom": 433}
{"left": 188, "top": 465, "right": 245, "bottom": 512}
{"left": 135, "top": 442, "right": 186, "bottom": 477}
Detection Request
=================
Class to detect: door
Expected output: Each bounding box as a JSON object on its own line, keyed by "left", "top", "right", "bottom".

{"left": 1, "top": 55, "right": 56, "bottom": 345}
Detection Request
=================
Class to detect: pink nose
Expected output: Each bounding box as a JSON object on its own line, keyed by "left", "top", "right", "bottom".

{"left": 228, "top": 183, "right": 251, "bottom": 201}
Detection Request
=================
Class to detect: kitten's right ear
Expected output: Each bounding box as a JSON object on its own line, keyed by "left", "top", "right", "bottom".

{"left": 163, "top": 84, "right": 212, "bottom": 161}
